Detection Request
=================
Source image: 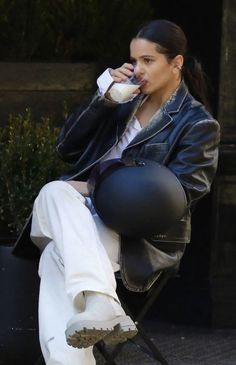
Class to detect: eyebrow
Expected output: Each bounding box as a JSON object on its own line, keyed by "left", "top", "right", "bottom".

{"left": 130, "top": 55, "right": 156, "bottom": 61}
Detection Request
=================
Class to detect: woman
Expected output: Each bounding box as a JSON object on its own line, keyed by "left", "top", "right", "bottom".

{"left": 14, "top": 19, "right": 220, "bottom": 364}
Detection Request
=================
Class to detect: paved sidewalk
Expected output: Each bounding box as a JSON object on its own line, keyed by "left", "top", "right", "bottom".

{"left": 1, "top": 246, "right": 236, "bottom": 364}
{"left": 1, "top": 319, "right": 236, "bottom": 364}
{"left": 94, "top": 320, "right": 236, "bottom": 365}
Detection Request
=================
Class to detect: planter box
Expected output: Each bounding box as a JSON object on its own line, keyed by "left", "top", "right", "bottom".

{"left": 0, "top": 245, "right": 40, "bottom": 364}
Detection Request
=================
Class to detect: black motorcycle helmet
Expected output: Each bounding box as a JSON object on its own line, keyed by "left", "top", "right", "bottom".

{"left": 88, "top": 158, "right": 187, "bottom": 237}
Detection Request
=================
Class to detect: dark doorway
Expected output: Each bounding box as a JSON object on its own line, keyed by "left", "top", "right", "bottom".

{"left": 150, "top": 0, "right": 222, "bottom": 116}
{"left": 146, "top": 0, "right": 223, "bottom": 326}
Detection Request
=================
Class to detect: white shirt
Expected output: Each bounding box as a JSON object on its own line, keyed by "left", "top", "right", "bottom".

{"left": 97, "top": 69, "right": 142, "bottom": 161}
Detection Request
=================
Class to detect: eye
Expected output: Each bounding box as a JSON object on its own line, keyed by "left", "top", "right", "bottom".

{"left": 143, "top": 58, "right": 153, "bottom": 64}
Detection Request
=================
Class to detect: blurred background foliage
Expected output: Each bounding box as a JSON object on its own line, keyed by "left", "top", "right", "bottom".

{"left": 0, "top": 110, "right": 67, "bottom": 235}
{"left": 0, "top": 0, "right": 153, "bottom": 236}
{"left": 0, "top": 0, "right": 153, "bottom": 63}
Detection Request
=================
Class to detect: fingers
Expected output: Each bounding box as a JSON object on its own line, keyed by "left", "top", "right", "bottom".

{"left": 110, "top": 63, "right": 134, "bottom": 83}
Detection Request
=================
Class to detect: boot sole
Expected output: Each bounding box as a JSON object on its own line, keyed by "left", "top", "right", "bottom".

{"left": 66, "top": 315, "right": 137, "bottom": 348}
{"left": 103, "top": 319, "right": 138, "bottom": 345}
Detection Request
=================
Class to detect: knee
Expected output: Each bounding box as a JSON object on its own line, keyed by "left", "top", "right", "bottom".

{"left": 37, "top": 180, "right": 68, "bottom": 202}
{"left": 36, "top": 180, "right": 85, "bottom": 205}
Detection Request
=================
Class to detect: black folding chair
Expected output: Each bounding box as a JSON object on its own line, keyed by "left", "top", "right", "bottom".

{"left": 95, "top": 268, "right": 177, "bottom": 365}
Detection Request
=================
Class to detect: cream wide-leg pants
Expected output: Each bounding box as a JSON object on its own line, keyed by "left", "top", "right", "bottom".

{"left": 30, "top": 180, "right": 121, "bottom": 365}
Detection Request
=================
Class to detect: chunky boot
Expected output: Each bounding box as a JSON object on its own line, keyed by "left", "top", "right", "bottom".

{"left": 65, "top": 291, "right": 137, "bottom": 348}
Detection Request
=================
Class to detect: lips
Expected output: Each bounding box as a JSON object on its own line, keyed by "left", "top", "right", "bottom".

{"left": 140, "top": 80, "right": 147, "bottom": 87}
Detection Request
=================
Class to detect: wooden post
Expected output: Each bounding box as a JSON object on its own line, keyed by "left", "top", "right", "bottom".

{"left": 210, "top": 0, "right": 236, "bottom": 326}
{"left": 218, "top": 0, "right": 236, "bottom": 141}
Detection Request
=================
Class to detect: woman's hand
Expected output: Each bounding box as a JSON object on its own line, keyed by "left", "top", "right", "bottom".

{"left": 67, "top": 181, "right": 89, "bottom": 196}
{"left": 110, "top": 63, "right": 134, "bottom": 83}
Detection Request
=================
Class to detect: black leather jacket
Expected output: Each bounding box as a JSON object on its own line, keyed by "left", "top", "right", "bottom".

{"left": 13, "top": 81, "right": 220, "bottom": 292}
{"left": 55, "top": 81, "right": 220, "bottom": 291}
{"left": 58, "top": 81, "right": 219, "bottom": 239}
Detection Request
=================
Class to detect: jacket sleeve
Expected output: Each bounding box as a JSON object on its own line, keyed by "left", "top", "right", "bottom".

{"left": 56, "top": 91, "right": 118, "bottom": 163}
{"left": 167, "top": 118, "right": 220, "bottom": 206}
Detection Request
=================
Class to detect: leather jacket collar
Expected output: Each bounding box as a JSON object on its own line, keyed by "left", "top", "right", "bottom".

{"left": 125, "top": 81, "right": 188, "bottom": 149}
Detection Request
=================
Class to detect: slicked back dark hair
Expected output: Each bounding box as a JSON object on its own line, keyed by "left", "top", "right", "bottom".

{"left": 135, "top": 19, "right": 211, "bottom": 110}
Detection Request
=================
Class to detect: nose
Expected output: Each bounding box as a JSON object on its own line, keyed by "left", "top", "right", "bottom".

{"left": 134, "top": 63, "right": 142, "bottom": 77}
{"left": 133, "top": 63, "right": 144, "bottom": 79}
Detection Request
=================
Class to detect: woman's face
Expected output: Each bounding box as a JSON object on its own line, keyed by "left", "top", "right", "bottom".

{"left": 130, "top": 38, "right": 182, "bottom": 97}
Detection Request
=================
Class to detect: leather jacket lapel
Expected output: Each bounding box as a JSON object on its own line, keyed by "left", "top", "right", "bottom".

{"left": 125, "top": 81, "right": 188, "bottom": 149}
{"left": 125, "top": 109, "right": 172, "bottom": 149}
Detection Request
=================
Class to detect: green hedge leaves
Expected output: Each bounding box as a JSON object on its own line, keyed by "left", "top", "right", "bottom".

{"left": 0, "top": 109, "right": 67, "bottom": 235}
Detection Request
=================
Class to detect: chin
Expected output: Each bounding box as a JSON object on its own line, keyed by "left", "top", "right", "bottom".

{"left": 141, "top": 85, "right": 150, "bottom": 94}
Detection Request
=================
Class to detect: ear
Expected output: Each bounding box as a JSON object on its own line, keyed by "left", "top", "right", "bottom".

{"left": 172, "top": 55, "right": 184, "bottom": 72}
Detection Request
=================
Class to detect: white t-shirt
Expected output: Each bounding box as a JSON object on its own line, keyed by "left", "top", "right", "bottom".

{"left": 97, "top": 69, "right": 142, "bottom": 161}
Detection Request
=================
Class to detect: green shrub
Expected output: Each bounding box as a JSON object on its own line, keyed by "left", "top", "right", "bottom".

{"left": 0, "top": 0, "right": 153, "bottom": 62}
{"left": 0, "top": 109, "right": 67, "bottom": 235}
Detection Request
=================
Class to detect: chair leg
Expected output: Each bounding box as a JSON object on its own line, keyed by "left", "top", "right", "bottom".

{"left": 135, "top": 272, "right": 172, "bottom": 322}
{"left": 96, "top": 312, "right": 170, "bottom": 364}
{"left": 96, "top": 272, "right": 173, "bottom": 364}
{"left": 96, "top": 341, "right": 120, "bottom": 365}
{"left": 134, "top": 322, "right": 170, "bottom": 365}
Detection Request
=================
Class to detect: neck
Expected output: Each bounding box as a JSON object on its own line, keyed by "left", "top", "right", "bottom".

{"left": 149, "top": 79, "right": 181, "bottom": 110}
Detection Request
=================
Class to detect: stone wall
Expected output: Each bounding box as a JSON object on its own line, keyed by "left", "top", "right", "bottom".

{"left": 0, "top": 62, "right": 96, "bottom": 125}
